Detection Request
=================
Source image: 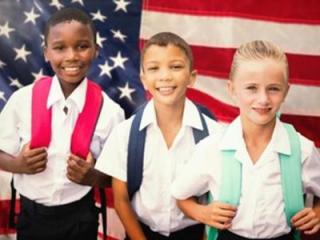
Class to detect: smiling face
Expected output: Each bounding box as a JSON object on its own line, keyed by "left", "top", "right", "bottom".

{"left": 44, "top": 20, "right": 98, "bottom": 94}
{"left": 140, "top": 44, "right": 196, "bottom": 108}
{"left": 228, "top": 58, "right": 289, "bottom": 128}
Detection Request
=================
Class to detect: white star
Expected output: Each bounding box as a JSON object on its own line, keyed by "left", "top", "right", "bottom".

{"left": 90, "top": 10, "right": 107, "bottom": 22}
{"left": 118, "top": 82, "right": 135, "bottom": 102}
{"left": 32, "top": 69, "right": 44, "bottom": 82}
{"left": 9, "top": 77, "right": 23, "bottom": 88}
{"left": 96, "top": 32, "right": 107, "bottom": 48}
{"left": 0, "top": 60, "right": 6, "bottom": 69}
{"left": 113, "top": 0, "right": 131, "bottom": 13}
{"left": 49, "top": 0, "right": 64, "bottom": 10}
{"left": 0, "top": 22, "right": 15, "bottom": 39}
{"left": 110, "top": 51, "right": 128, "bottom": 69}
{"left": 71, "top": 0, "right": 84, "bottom": 5}
{"left": 111, "top": 29, "right": 127, "bottom": 42}
{"left": 99, "top": 60, "right": 114, "bottom": 78}
{"left": 24, "top": 7, "right": 40, "bottom": 25}
{"left": 40, "top": 34, "right": 45, "bottom": 47}
{"left": 0, "top": 91, "right": 6, "bottom": 102}
{"left": 14, "top": 44, "right": 31, "bottom": 62}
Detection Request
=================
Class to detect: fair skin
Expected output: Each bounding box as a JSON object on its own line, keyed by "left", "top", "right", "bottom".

{"left": 178, "top": 57, "right": 320, "bottom": 235}
{"left": 113, "top": 43, "right": 196, "bottom": 240}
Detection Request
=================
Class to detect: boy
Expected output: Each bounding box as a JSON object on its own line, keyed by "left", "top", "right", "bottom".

{"left": 93, "top": 32, "right": 221, "bottom": 240}
{"left": 171, "top": 40, "right": 320, "bottom": 240}
{"left": 0, "top": 7, "right": 124, "bottom": 240}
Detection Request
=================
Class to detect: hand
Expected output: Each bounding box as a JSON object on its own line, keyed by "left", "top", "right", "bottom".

{"left": 16, "top": 143, "right": 47, "bottom": 174}
{"left": 67, "top": 152, "right": 95, "bottom": 184}
{"left": 292, "top": 207, "right": 320, "bottom": 234}
{"left": 200, "top": 201, "right": 237, "bottom": 230}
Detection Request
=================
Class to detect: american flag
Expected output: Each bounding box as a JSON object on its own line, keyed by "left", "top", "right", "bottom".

{"left": 0, "top": 0, "right": 320, "bottom": 240}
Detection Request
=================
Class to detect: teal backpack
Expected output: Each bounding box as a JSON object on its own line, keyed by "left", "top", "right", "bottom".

{"left": 207, "top": 123, "right": 304, "bottom": 240}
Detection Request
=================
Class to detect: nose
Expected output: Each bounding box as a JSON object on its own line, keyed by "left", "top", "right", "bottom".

{"left": 159, "top": 68, "right": 171, "bottom": 81}
{"left": 257, "top": 89, "right": 270, "bottom": 105}
{"left": 65, "top": 48, "right": 78, "bottom": 60}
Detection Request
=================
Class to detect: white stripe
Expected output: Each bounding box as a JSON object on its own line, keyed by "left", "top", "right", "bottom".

{"left": 140, "top": 10, "right": 320, "bottom": 55}
{"left": 97, "top": 207, "right": 125, "bottom": 240}
{"left": 194, "top": 75, "right": 320, "bottom": 116}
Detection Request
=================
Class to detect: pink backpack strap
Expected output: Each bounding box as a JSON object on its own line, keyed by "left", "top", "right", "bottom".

{"left": 30, "top": 77, "right": 52, "bottom": 149}
{"left": 70, "top": 80, "right": 103, "bottom": 159}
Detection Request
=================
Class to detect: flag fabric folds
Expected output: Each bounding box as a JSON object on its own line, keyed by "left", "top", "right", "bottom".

{"left": 1, "top": 0, "right": 320, "bottom": 240}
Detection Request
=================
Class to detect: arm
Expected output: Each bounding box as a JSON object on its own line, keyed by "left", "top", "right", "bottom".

{"left": 177, "top": 197, "right": 237, "bottom": 230}
{"left": 0, "top": 144, "right": 47, "bottom": 174}
{"left": 67, "top": 152, "right": 111, "bottom": 188}
{"left": 113, "top": 177, "right": 146, "bottom": 240}
{"left": 291, "top": 196, "right": 320, "bottom": 235}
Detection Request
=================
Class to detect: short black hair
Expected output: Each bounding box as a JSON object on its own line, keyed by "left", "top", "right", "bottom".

{"left": 44, "top": 7, "right": 96, "bottom": 46}
{"left": 141, "top": 32, "right": 193, "bottom": 70}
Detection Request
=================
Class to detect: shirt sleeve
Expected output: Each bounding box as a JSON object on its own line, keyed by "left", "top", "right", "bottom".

{"left": 0, "top": 91, "right": 21, "bottom": 155}
{"left": 95, "top": 119, "right": 131, "bottom": 182}
{"left": 171, "top": 137, "right": 214, "bottom": 200}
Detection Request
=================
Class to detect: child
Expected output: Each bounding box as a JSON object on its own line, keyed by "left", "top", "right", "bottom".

{"left": 94, "top": 32, "right": 221, "bottom": 240}
{"left": 0, "top": 7, "right": 124, "bottom": 240}
{"left": 171, "top": 40, "right": 320, "bottom": 240}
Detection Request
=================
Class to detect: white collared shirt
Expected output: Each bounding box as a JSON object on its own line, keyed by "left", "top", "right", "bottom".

{"left": 95, "top": 99, "right": 221, "bottom": 236}
{"left": 171, "top": 116, "right": 320, "bottom": 238}
{"left": 0, "top": 76, "right": 124, "bottom": 205}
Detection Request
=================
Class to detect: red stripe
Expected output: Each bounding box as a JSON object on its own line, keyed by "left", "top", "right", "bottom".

{"left": 187, "top": 89, "right": 320, "bottom": 147}
{"left": 143, "top": 0, "right": 320, "bottom": 24}
{"left": 0, "top": 199, "right": 17, "bottom": 235}
{"left": 191, "top": 45, "right": 320, "bottom": 86}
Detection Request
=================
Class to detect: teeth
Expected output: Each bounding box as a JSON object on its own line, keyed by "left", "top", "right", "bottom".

{"left": 158, "top": 87, "right": 174, "bottom": 94}
{"left": 64, "top": 67, "right": 80, "bottom": 72}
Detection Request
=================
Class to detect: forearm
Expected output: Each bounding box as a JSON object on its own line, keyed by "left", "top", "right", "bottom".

{"left": 114, "top": 198, "right": 146, "bottom": 240}
{"left": 80, "top": 168, "right": 111, "bottom": 188}
{"left": 177, "top": 197, "right": 207, "bottom": 223}
{"left": 0, "top": 150, "right": 21, "bottom": 173}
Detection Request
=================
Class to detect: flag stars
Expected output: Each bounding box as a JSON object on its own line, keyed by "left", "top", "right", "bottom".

{"left": 71, "top": 0, "right": 84, "bottom": 6}
{"left": 91, "top": 10, "right": 107, "bottom": 22}
{"left": 32, "top": 69, "right": 44, "bottom": 82}
{"left": 0, "top": 91, "right": 6, "bottom": 102}
{"left": 118, "top": 82, "right": 135, "bottom": 102}
{"left": 24, "top": 7, "right": 40, "bottom": 25}
{"left": 14, "top": 44, "right": 31, "bottom": 62}
{"left": 96, "top": 32, "right": 107, "bottom": 48}
{"left": 99, "top": 60, "right": 114, "bottom": 78}
{"left": 110, "top": 51, "right": 128, "bottom": 69}
{"left": 0, "top": 60, "right": 6, "bottom": 69}
{"left": 111, "top": 29, "right": 127, "bottom": 42}
{"left": 9, "top": 77, "right": 23, "bottom": 88}
{"left": 0, "top": 22, "right": 15, "bottom": 39}
{"left": 49, "top": 0, "right": 64, "bottom": 10}
{"left": 113, "top": 0, "right": 131, "bottom": 13}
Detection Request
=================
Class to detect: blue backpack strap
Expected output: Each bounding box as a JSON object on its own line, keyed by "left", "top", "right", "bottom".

{"left": 127, "top": 105, "right": 147, "bottom": 200}
{"left": 207, "top": 150, "right": 242, "bottom": 240}
{"left": 280, "top": 124, "right": 304, "bottom": 240}
{"left": 193, "top": 104, "right": 215, "bottom": 143}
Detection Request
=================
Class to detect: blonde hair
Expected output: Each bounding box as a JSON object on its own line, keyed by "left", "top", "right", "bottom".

{"left": 229, "top": 40, "right": 289, "bottom": 81}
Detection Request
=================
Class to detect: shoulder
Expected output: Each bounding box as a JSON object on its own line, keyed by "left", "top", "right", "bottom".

{"left": 101, "top": 92, "right": 124, "bottom": 114}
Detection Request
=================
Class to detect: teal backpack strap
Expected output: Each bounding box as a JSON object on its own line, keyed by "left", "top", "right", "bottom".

{"left": 280, "top": 124, "right": 304, "bottom": 240}
{"left": 207, "top": 150, "right": 242, "bottom": 240}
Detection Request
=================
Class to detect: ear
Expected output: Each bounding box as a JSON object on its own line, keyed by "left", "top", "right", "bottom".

{"left": 283, "top": 83, "right": 290, "bottom": 101}
{"left": 43, "top": 46, "right": 49, "bottom": 62}
{"left": 140, "top": 70, "right": 149, "bottom": 91}
{"left": 226, "top": 80, "right": 236, "bottom": 99}
{"left": 188, "top": 70, "right": 197, "bottom": 87}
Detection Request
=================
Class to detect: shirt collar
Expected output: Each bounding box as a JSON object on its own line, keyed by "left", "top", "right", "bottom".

{"left": 139, "top": 98, "right": 203, "bottom": 131}
{"left": 219, "top": 116, "right": 291, "bottom": 155}
{"left": 47, "top": 75, "right": 88, "bottom": 113}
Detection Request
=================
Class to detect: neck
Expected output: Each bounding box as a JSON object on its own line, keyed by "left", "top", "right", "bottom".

{"left": 59, "top": 79, "right": 83, "bottom": 99}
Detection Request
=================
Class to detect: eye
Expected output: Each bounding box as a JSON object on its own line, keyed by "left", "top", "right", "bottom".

{"left": 53, "top": 45, "right": 64, "bottom": 51}
{"left": 268, "top": 86, "right": 281, "bottom": 92}
{"left": 246, "top": 85, "right": 257, "bottom": 91}
{"left": 77, "top": 43, "right": 90, "bottom": 50}
{"left": 170, "top": 64, "right": 184, "bottom": 70}
{"left": 146, "top": 66, "right": 158, "bottom": 72}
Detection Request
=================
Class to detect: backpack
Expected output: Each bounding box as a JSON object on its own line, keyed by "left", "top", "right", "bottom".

{"left": 127, "top": 102, "right": 215, "bottom": 200}
{"left": 207, "top": 123, "right": 304, "bottom": 240}
{"left": 9, "top": 76, "right": 108, "bottom": 239}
